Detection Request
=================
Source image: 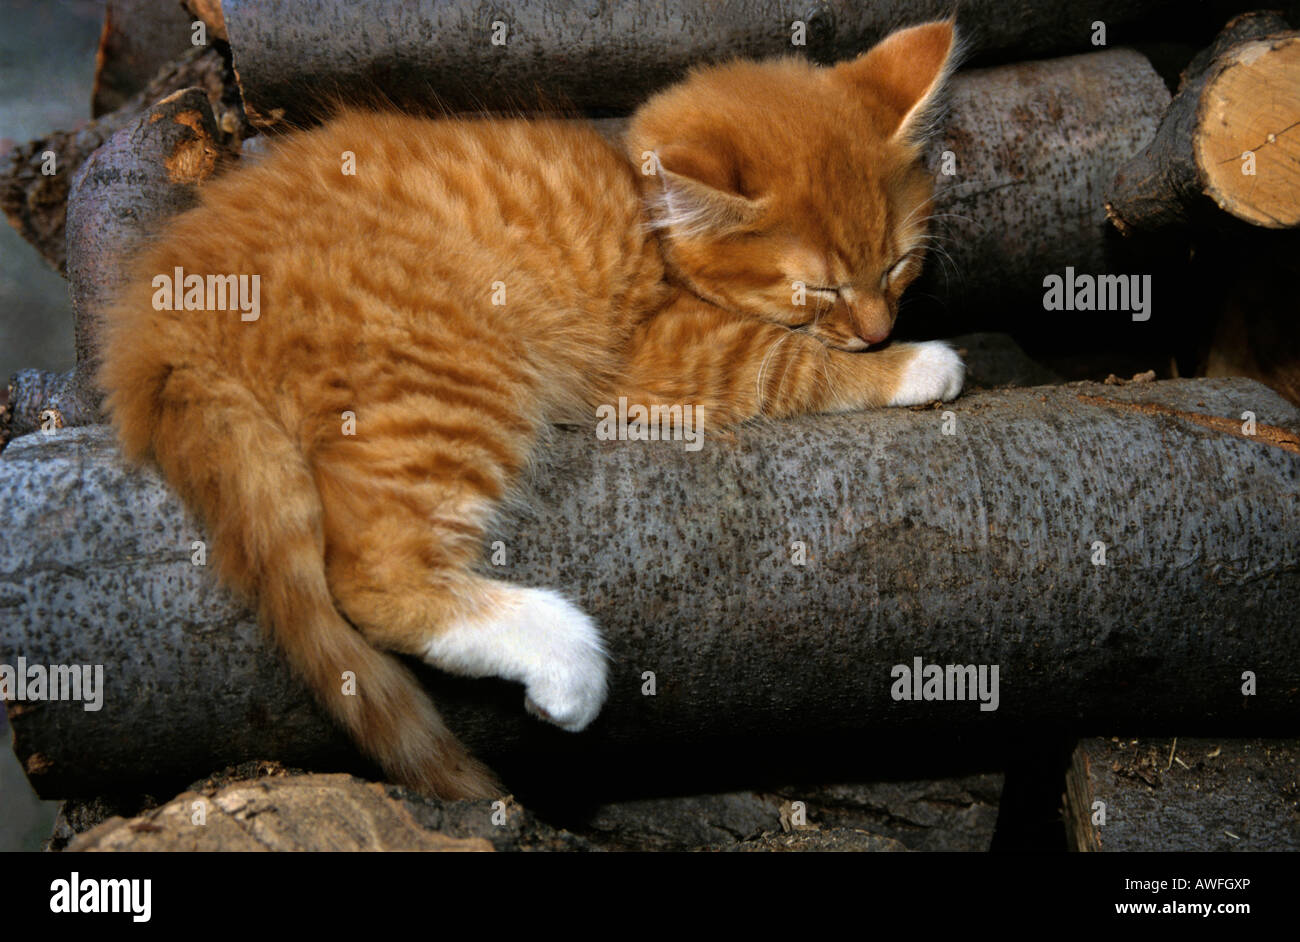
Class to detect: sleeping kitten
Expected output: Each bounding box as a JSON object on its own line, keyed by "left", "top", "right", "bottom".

{"left": 98, "top": 20, "right": 963, "bottom": 797}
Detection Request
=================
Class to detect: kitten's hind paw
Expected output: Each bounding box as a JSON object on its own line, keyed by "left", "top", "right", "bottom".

{"left": 517, "top": 589, "right": 609, "bottom": 732}
{"left": 888, "top": 341, "right": 964, "bottom": 406}
{"left": 424, "top": 584, "right": 609, "bottom": 733}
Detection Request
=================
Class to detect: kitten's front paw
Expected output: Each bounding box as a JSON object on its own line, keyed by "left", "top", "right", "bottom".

{"left": 888, "top": 341, "right": 964, "bottom": 406}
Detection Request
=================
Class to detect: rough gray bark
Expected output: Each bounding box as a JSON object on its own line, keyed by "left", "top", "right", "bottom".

{"left": 1, "top": 369, "right": 101, "bottom": 440}
{"left": 916, "top": 48, "right": 1169, "bottom": 313}
{"left": 2, "top": 378, "right": 1298, "bottom": 799}
{"left": 212, "top": 0, "right": 1179, "bottom": 127}
{"left": 1065, "top": 737, "right": 1300, "bottom": 851}
{"left": 0, "top": 44, "right": 235, "bottom": 275}
{"left": 67, "top": 88, "right": 225, "bottom": 378}
{"left": 2, "top": 88, "right": 232, "bottom": 442}
{"left": 1106, "top": 12, "right": 1299, "bottom": 233}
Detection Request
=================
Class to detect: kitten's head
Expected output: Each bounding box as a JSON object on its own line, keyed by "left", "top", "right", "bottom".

{"left": 627, "top": 20, "right": 956, "bottom": 351}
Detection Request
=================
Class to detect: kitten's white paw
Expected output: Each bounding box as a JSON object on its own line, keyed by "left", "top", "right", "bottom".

{"left": 888, "top": 341, "right": 964, "bottom": 406}
{"left": 514, "top": 590, "right": 608, "bottom": 732}
{"left": 424, "top": 584, "right": 608, "bottom": 733}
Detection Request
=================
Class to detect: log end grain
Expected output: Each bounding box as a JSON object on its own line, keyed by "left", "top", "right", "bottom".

{"left": 1195, "top": 34, "right": 1300, "bottom": 228}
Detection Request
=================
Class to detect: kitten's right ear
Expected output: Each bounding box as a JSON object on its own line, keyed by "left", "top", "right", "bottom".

{"left": 644, "top": 143, "right": 763, "bottom": 235}
{"left": 830, "top": 19, "right": 958, "bottom": 145}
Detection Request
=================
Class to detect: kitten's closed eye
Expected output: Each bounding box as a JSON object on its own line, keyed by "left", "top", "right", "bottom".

{"left": 627, "top": 21, "right": 951, "bottom": 347}
{"left": 883, "top": 257, "right": 912, "bottom": 288}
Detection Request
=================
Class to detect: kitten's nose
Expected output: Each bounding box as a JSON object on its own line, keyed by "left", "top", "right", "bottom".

{"left": 845, "top": 293, "right": 891, "bottom": 346}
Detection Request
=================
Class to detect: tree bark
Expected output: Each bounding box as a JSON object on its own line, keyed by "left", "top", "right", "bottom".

{"left": 1065, "top": 737, "right": 1300, "bottom": 851}
{"left": 912, "top": 48, "right": 1169, "bottom": 317}
{"left": 1, "top": 88, "right": 235, "bottom": 442}
{"left": 209, "top": 0, "right": 1181, "bottom": 128}
{"left": 92, "top": 0, "right": 197, "bottom": 116}
{"left": 2, "top": 378, "right": 1298, "bottom": 799}
{"left": 1106, "top": 12, "right": 1300, "bottom": 233}
{"left": 0, "top": 43, "right": 243, "bottom": 275}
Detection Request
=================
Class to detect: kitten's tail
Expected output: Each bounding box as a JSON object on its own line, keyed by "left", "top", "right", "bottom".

{"left": 102, "top": 361, "right": 501, "bottom": 800}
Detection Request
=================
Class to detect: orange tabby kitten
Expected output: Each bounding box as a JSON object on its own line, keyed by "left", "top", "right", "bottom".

{"left": 98, "top": 21, "right": 962, "bottom": 798}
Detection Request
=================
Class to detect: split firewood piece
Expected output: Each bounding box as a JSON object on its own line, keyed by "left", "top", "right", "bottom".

{"left": 1107, "top": 12, "right": 1300, "bottom": 233}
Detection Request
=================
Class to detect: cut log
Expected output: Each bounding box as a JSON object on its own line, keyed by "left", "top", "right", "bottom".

{"left": 1, "top": 88, "right": 234, "bottom": 442}
{"left": 0, "top": 43, "right": 240, "bottom": 275}
{"left": 67, "top": 87, "right": 228, "bottom": 405}
{"left": 2, "top": 378, "right": 1298, "bottom": 798}
{"left": 1065, "top": 737, "right": 1300, "bottom": 851}
{"left": 1107, "top": 13, "right": 1300, "bottom": 232}
{"left": 210, "top": 0, "right": 1183, "bottom": 128}
{"left": 912, "top": 49, "right": 1169, "bottom": 318}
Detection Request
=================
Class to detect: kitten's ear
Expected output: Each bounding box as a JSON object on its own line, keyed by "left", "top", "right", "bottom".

{"left": 830, "top": 20, "right": 958, "bottom": 145}
{"left": 648, "top": 143, "right": 763, "bottom": 234}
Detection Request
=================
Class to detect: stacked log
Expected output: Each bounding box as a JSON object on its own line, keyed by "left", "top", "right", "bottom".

{"left": 208, "top": 0, "right": 1184, "bottom": 125}
{"left": 1107, "top": 12, "right": 1300, "bottom": 232}
{"left": 1066, "top": 737, "right": 1300, "bottom": 851}
{"left": 2, "top": 379, "right": 1297, "bottom": 798}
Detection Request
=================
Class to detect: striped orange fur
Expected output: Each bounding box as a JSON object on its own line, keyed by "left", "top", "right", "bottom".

{"left": 97, "top": 21, "right": 962, "bottom": 797}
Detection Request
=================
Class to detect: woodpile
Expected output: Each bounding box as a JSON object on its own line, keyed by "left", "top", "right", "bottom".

{"left": 4, "top": 380, "right": 1298, "bottom": 805}
{"left": 2, "top": 1, "right": 1299, "bottom": 852}
{"left": 2, "top": 42, "right": 1171, "bottom": 437}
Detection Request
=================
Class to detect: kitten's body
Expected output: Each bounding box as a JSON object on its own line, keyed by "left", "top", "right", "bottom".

{"left": 98, "top": 22, "right": 963, "bottom": 797}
